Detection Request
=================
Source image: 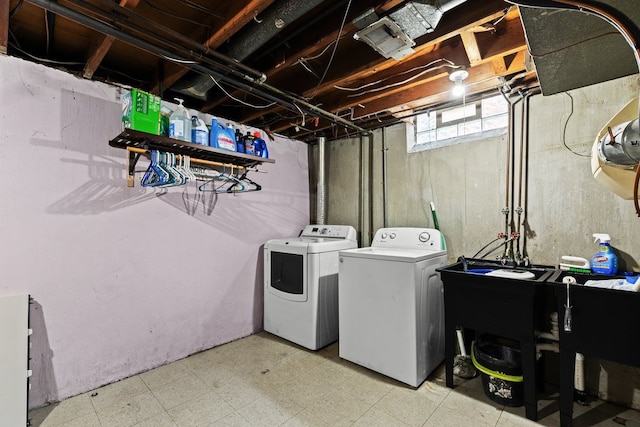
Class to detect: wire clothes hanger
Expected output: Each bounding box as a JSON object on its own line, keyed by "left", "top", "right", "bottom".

{"left": 197, "top": 165, "right": 262, "bottom": 194}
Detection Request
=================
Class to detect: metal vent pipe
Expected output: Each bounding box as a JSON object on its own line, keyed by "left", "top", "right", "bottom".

{"left": 316, "top": 135, "right": 327, "bottom": 225}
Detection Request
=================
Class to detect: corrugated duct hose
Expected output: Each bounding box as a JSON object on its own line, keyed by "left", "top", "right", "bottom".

{"left": 506, "top": 0, "right": 640, "bottom": 216}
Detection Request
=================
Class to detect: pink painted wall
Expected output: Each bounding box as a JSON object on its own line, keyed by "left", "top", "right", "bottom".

{"left": 0, "top": 55, "right": 310, "bottom": 408}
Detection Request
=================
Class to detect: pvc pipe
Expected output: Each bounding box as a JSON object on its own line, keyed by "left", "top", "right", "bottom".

{"left": 536, "top": 331, "right": 559, "bottom": 342}
{"left": 382, "top": 128, "right": 388, "bottom": 228}
{"left": 575, "top": 353, "right": 585, "bottom": 390}
{"left": 536, "top": 342, "right": 559, "bottom": 353}
{"left": 575, "top": 352, "right": 588, "bottom": 404}
{"left": 456, "top": 329, "right": 467, "bottom": 357}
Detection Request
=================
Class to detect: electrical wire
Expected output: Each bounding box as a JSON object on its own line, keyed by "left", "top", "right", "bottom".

{"left": 492, "top": 6, "right": 512, "bottom": 26}
{"left": 345, "top": 63, "right": 459, "bottom": 98}
{"left": 300, "top": 39, "right": 340, "bottom": 62}
{"left": 208, "top": 75, "right": 276, "bottom": 109}
{"left": 10, "top": 41, "right": 149, "bottom": 84}
{"left": 9, "top": 43, "right": 85, "bottom": 65}
{"left": 44, "top": 10, "right": 50, "bottom": 56}
{"left": 298, "top": 59, "right": 320, "bottom": 78}
{"left": 159, "top": 54, "right": 198, "bottom": 65}
{"left": 174, "top": 0, "right": 225, "bottom": 20}
{"left": 143, "top": 0, "right": 217, "bottom": 31}
{"left": 472, "top": 237, "right": 503, "bottom": 258}
{"left": 335, "top": 58, "right": 457, "bottom": 92}
{"left": 309, "top": 0, "right": 352, "bottom": 99}
{"left": 477, "top": 237, "right": 516, "bottom": 259}
{"left": 10, "top": 0, "right": 25, "bottom": 18}
{"left": 529, "top": 31, "right": 620, "bottom": 59}
{"left": 292, "top": 103, "right": 306, "bottom": 126}
{"left": 561, "top": 92, "right": 591, "bottom": 157}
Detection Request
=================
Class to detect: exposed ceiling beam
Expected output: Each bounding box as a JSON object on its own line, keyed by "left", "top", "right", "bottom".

{"left": 206, "top": 0, "right": 509, "bottom": 119}
{"left": 235, "top": 4, "right": 512, "bottom": 125}
{"left": 460, "top": 31, "right": 482, "bottom": 65}
{"left": 0, "top": 0, "right": 8, "bottom": 54}
{"left": 82, "top": 0, "right": 141, "bottom": 79}
{"left": 244, "top": 17, "right": 526, "bottom": 135}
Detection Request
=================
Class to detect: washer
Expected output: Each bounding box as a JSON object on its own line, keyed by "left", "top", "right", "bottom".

{"left": 264, "top": 225, "right": 357, "bottom": 350}
{"left": 338, "top": 227, "right": 447, "bottom": 387}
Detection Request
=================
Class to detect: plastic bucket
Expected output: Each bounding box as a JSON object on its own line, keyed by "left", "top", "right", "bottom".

{"left": 472, "top": 335, "right": 524, "bottom": 407}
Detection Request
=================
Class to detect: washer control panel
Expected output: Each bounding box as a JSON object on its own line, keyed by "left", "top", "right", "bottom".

{"left": 371, "top": 228, "right": 444, "bottom": 250}
{"left": 300, "top": 225, "right": 357, "bottom": 241}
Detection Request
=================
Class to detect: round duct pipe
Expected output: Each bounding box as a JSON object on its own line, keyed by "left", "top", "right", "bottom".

{"left": 598, "top": 119, "right": 640, "bottom": 166}
{"left": 316, "top": 135, "right": 327, "bottom": 225}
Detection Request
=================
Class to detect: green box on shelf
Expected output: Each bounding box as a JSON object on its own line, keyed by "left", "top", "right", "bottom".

{"left": 122, "top": 89, "right": 161, "bottom": 135}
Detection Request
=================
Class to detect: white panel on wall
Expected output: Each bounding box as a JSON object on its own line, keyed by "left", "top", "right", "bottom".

{"left": 0, "top": 294, "right": 30, "bottom": 426}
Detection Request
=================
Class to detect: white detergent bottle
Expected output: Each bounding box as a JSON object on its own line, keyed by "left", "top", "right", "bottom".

{"left": 169, "top": 98, "right": 192, "bottom": 142}
{"left": 591, "top": 233, "right": 618, "bottom": 275}
{"left": 191, "top": 115, "right": 208, "bottom": 145}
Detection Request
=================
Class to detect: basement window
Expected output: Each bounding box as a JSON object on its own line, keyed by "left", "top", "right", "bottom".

{"left": 409, "top": 93, "right": 508, "bottom": 152}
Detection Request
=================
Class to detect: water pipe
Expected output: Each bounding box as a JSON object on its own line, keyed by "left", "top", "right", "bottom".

{"left": 536, "top": 342, "right": 560, "bottom": 354}
{"left": 575, "top": 353, "right": 588, "bottom": 405}
{"left": 536, "top": 312, "right": 560, "bottom": 341}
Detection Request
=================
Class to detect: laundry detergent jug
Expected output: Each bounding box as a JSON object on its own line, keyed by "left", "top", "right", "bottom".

{"left": 209, "top": 118, "right": 236, "bottom": 151}
{"left": 253, "top": 131, "right": 269, "bottom": 158}
{"left": 191, "top": 116, "right": 208, "bottom": 145}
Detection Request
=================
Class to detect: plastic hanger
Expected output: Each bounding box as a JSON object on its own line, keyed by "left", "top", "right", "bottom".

{"left": 141, "top": 150, "right": 170, "bottom": 187}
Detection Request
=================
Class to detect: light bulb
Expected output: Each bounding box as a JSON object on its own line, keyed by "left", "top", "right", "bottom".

{"left": 452, "top": 80, "right": 465, "bottom": 97}
{"left": 449, "top": 69, "right": 469, "bottom": 97}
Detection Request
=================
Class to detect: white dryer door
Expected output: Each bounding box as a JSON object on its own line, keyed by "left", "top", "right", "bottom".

{"left": 265, "top": 244, "right": 308, "bottom": 302}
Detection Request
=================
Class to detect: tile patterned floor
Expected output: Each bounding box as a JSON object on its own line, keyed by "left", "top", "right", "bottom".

{"left": 28, "top": 332, "right": 640, "bottom": 426}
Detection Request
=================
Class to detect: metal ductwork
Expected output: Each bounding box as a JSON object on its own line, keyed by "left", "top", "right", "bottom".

{"left": 353, "top": 0, "right": 467, "bottom": 60}
{"left": 174, "top": 0, "right": 328, "bottom": 101}
{"left": 598, "top": 119, "right": 640, "bottom": 166}
{"left": 514, "top": 1, "right": 640, "bottom": 95}
{"left": 221, "top": 0, "right": 329, "bottom": 62}
{"left": 388, "top": 0, "right": 468, "bottom": 39}
{"left": 316, "top": 135, "right": 327, "bottom": 225}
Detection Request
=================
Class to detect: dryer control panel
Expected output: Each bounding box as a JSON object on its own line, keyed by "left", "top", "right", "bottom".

{"left": 372, "top": 228, "right": 445, "bottom": 251}
{"left": 300, "top": 225, "right": 357, "bottom": 241}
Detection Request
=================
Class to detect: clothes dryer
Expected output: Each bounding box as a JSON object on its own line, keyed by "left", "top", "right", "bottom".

{"left": 264, "top": 225, "right": 357, "bottom": 350}
{"left": 338, "top": 227, "right": 447, "bottom": 387}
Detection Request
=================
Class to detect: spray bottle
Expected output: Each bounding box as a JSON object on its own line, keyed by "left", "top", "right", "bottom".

{"left": 169, "top": 98, "right": 191, "bottom": 142}
{"left": 591, "top": 233, "right": 618, "bottom": 275}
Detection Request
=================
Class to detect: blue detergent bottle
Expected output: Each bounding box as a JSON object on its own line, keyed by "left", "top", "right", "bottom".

{"left": 209, "top": 118, "right": 236, "bottom": 151}
{"left": 591, "top": 233, "right": 618, "bottom": 275}
{"left": 235, "top": 128, "right": 245, "bottom": 153}
{"left": 244, "top": 131, "right": 256, "bottom": 156}
{"left": 253, "top": 131, "right": 269, "bottom": 158}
